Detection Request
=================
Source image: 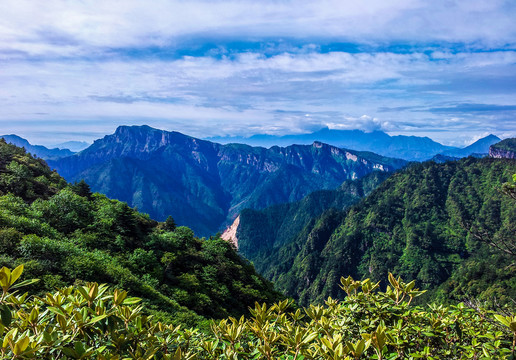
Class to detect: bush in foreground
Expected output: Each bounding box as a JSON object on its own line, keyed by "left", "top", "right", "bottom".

{"left": 1, "top": 265, "right": 515, "bottom": 359}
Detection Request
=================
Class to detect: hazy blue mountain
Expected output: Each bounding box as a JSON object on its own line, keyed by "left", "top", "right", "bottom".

{"left": 440, "top": 134, "right": 500, "bottom": 158}
{"left": 207, "top": 128, "right": 456, "bottom": 161}
{"left": 51, "top": 140, "right": 90, "bottom": 152}
{"left": 208, "top": 129, "right": 501, "bottom": 161}
{"left": 1, "top": 134, "right": 74, "bottom": 159}
{"left": 49, "top": 125, "right": 407, "bottom": 236}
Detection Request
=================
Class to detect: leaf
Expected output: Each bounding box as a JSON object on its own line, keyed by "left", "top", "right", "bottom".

{"left": 75, "top": 341, "right": 86, "bottom": 356}
{"left": 173, "top": 346, "right": 182, "bottom": 360}
{"left": 48, "top": 306, "right": 67, "bottom": 317}
{"left": 88, "top": 314, "right": 108, "bottom": 325}
{"left": 10, "top": 278, "right": 39, "bottom": 289}
{"left": 494, "top": 314, "right": 510, "bottom": 327}
{"left": 123, "top": 297, "right": 142, "bottom": 305}
{"left": 9, "top": 265, "right": 24, "bottom": 286}
{"left": 13, "top": 336, "right": 29, "bottom": 355}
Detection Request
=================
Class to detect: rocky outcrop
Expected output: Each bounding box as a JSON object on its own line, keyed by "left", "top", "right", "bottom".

{"left": 221, "top": 215, "right": 239, "bottom": 248}
{"left": 490, "top": 148, "right": 516, "bottom": 159}
{"left": 489, "top": 138, "right": 516, "bottom": 159}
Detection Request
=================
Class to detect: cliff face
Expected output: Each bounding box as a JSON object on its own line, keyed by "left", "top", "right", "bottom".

{"left": 489, "top": 138, "right": 516, "bottom": 159}
{"left": 490, "top": 148, "right": 516, "bottom": 159}
{"left": 49, "top": 125, "right": 408, "bottom": 236}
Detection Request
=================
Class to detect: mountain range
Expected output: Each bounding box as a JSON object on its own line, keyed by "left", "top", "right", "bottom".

{"left": 0, "top": 134, "right": 74, "bottom": 159}
{"left": 48, "top": 125, "right": 407, "bottom": 236}
{"left": 208, "top": 128, "right": 500, "bottom": 161}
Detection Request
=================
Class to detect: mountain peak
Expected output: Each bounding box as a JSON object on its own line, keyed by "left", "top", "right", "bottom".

{"left": 1, "top": 134, "right": 73, "bottom": 160}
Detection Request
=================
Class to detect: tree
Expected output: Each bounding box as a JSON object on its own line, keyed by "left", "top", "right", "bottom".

{"left": 164, "top": 215, "right": 177, "bottom": 231}
{"left": 71, "top": 179, "right": 93, "bottom": 199}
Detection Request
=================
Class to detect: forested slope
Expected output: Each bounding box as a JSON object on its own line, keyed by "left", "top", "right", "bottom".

{"left": 232, "top": 171, "right": 390, "bottom": 261}
{"left": 247, "top": 157, "right": 516, "bottom": 305}
{"left": 0, "top": 139, "right": 281, "bottom": 327}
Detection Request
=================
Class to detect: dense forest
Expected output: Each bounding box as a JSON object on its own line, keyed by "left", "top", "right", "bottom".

{"left": 0, "top": 139, "right": 281, "bottom": 327}
{"left": 241, "top": 157, "right": 516, "bottom": 306}
{"left": 235, "top": 171, "right": 391, "bottom": 260}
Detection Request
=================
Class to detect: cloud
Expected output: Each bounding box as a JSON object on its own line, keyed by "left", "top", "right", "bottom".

{"left": 326, "top": 115, "right": 391, "bottom": 132}
{"left": 0, "top": 0, "right": 515, "bottom": 146}
{"left": 1, "top": 0, "right": 515, "bottom": 60}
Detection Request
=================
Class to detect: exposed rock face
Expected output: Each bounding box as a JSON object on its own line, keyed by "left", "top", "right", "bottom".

{"left": 489, "top": 138, "right": 516, "bottom": 159}
{"left": 221, "top": 215, "right": 240, "bottom": 249}
{"left": 49, "top": 125, "right": 407, "bottom": 236}
{"left": 490, "top": 148, "right": 516, "bottom": 159}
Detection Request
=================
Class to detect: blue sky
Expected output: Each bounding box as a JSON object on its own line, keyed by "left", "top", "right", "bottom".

{"left": 1, "top": 0, "right": 515, "bottom": 146}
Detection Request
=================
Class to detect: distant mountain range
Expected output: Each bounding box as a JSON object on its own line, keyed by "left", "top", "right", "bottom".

{"left": 208, "top": 128, "right": 501, "bottom": 161}
{"left": 51, "top": 140, "right": 90, "bottom": 152}
{"left": 48, "top": 125, "right": 407, "bottom": 236}
{"left": 1, "top": 134, "right": 74, "bottom": 159}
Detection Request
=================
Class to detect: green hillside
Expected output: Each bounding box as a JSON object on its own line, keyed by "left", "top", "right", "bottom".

{"left": 244, "top": 157, "right": 516, "bottom": 306}
{"left": 0, "top": 139, "right": 281, "bottom": 327}
{"left": 235, "top": 171, "right": 390, "bottom": 263}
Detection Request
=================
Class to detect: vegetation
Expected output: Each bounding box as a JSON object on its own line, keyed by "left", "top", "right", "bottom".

{"left": 1, "top": 265, "right": 515, "bottom": 359}
{"left": 491, "top": 138, "right": 516, "bottom": 153}
{"left": 242, "top": 157, "right": 516, "bottom": 306}
{"left": 236, "top": 171, "right": 390, "bottom": 261}
{"left": 0, "top": 139, "right": 281, "bottom": 327}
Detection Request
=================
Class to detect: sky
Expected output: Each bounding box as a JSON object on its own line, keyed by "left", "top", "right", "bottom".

{"left": 1, "top": 0, "right": 515, "bottom": 147}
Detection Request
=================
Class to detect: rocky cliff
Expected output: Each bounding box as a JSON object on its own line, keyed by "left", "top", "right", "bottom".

{"left": 489, "top": 138, "right": 516, "bottom": 159}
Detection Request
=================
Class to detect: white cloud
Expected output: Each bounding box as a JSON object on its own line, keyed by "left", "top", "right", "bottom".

{"left": 0, "top": 0, "right": 515, "bottom": 145}
{"left": 0, "top": 0, "right": 515, "bottom": 59}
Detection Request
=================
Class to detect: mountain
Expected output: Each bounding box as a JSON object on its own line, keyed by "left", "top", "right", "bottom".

{"left": 0, "top": 138, "right": 281, "bottom": 326}
{"left": 222, "top": 171, "right": 390, "bottom": 260}
{"left": 49, "top": 125, "right": 407, "bottom": 236}
{"left": 440, "top": 134, "right": 501, "bottom": 158}
{"left": 490, "top": 138, "right": 516, "bottom": 159}
{"left": 208, "top": 128, "right": 458, "bottom": 161}
{"left": 51, "top": 140, "right": 90, "bottom": 152}
{"left": 1, "top": 134, "right": 74, "bottom": 159}
{"left": 235, "top": 157, "right": 516, "bottom": 306}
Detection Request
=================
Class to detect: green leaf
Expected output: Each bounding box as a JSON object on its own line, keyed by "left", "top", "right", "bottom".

{"left": 88, "top": 314, "right": 108, "bottom": 325}
{"left": 10, "top": 278, "right": 39, "bottom": 289}
{"left": 9, "top": 265, "right": 24, "bottom": 286}
{"left": 494, "top": 314, "right": 510, "bottom": 327}
{"left": 123, "top": 297, "right": 142, "bottom": 305}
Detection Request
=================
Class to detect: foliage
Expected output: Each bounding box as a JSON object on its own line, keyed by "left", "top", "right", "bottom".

{"left": 491, "top": 138, "right": 516, "bottom": 153}
{"left": 1, "top": 265, "right": 515, "bottom": 359}
{"left": 0, "top": 140, "right": 281, "bottom": 327}
{"left": 244, "top": 158, "right": 516, "bottom": 306}
{"left": 237, "top": 171, "right": 390, "bottom": 262}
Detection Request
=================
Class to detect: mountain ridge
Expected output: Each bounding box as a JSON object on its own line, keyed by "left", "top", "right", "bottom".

{"left": 49, "top": 125, "right": 407, "bottom": 236}
{"left": 207, "top": 128, "right": 501, "bottom": 161}
{"left": 1, "top": 134, "right": 74, "bottom": 159}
